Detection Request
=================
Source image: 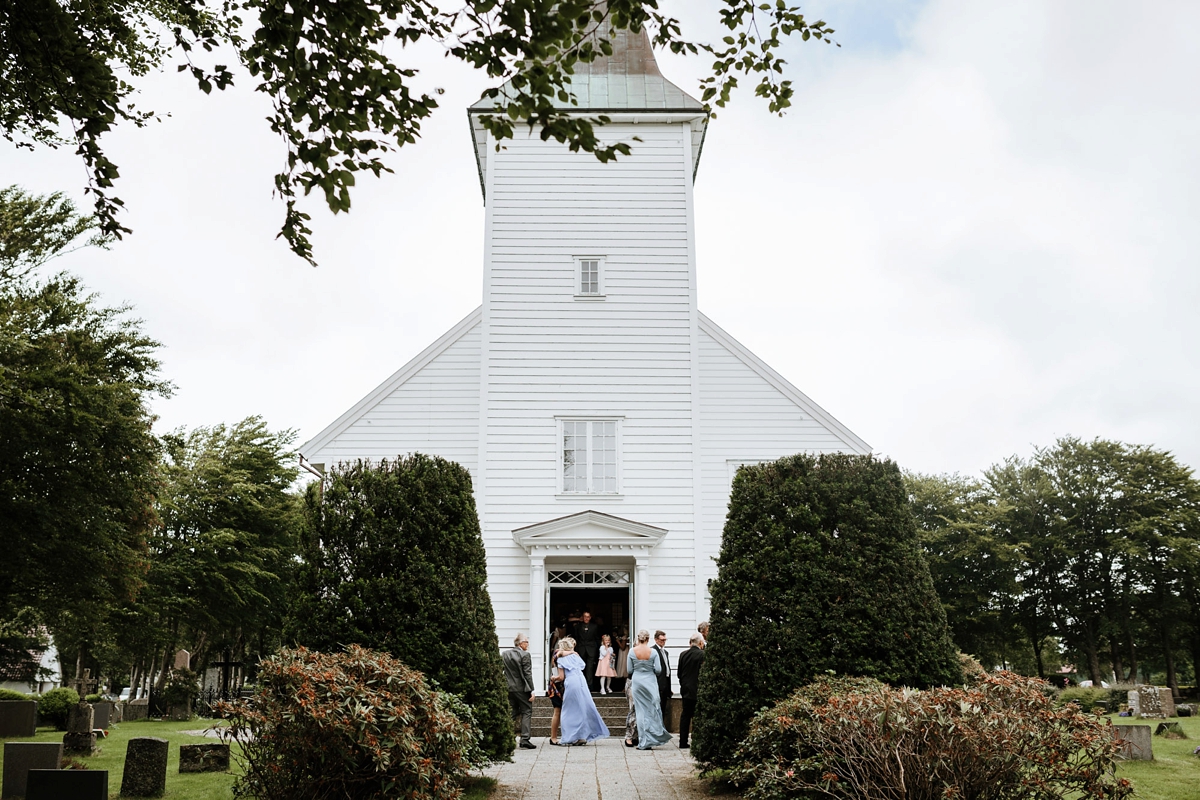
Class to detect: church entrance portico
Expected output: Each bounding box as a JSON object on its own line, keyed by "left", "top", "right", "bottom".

{"left": 512, "top": 511, "right": 666, "bottom": 691}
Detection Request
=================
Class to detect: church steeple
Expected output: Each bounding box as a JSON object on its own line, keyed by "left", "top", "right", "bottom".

{"left": 468, "top": 23, "right": 707, "bottom": 199}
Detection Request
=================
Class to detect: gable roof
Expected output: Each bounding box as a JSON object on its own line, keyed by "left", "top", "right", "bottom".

{"left": 697, "top": 311, "right": 872, "bottom": 455}
{"left": 513, "top": 510, "right": 667, "bottom": 553}
{"left": 299, "top": 306, "right": 482, "bottom": 461}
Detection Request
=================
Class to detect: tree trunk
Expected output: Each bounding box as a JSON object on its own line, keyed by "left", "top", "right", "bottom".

{"left": 1163, "top": 627, "right": 1179, "bottom": 696}
{"left": 1084, "top": 624, "right": 1103, "bottom": 685}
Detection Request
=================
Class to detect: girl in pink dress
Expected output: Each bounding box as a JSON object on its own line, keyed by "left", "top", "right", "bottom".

{"left": 596, "top": 634, "right": 618, "bottom": 694}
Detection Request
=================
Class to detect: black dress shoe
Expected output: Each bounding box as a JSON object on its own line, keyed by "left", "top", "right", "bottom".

{"left": 519, "top": 741, "right": 537, "bottom": 749}
{"left": 624, "top": 739, "right": 635, "bottom": 747}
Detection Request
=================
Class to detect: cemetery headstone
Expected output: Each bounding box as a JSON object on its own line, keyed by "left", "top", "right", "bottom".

{"left": 0, "top": 700, "right": 38, "bottom": 737}
{"left": 123, "top": 698, "right": 149, "bottom": 722}
{"left": 173, "top": 650, "right": 190, "bottom": 671}
{"left": 1136, "top": 685, "right": 1169, "bottom": 719}
{"left": 1155, "top": 721, "right": 1187, "bottom": 738}
{"left": 120, "top": 737, "right": 168, "bottom": 797}
{"left": 1177, "top": 703, "right": 1196, "bottom": 717}
{"left": 1128, "top": 690, "right": 1140, "bottom": 717}
{"left": 63, "top": 702, "right": 96, "bottom": 753}
{"left": 2, "top": 742, "right": 62, "bottom": 799}
{"left": 112, "top": 702, "right": 124, "bottom": 724}
{"left": 1113, "top": 724, "right": 1154, "bottom": 760}
{"left": 178, "top": 743, "right": 230, "bottom": 773}
{"left": 25, "top": 768, "right": 108, "bottom": 800}
{"left": 92, "top": 701, "right": 113, "bottom": 730}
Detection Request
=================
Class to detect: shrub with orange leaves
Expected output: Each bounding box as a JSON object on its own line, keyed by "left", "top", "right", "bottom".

{"left": 217, "top": 645, "right": 485, "bottom": 800}
{"left": 730, "top": 671, "right": 1133, "bottom": 800}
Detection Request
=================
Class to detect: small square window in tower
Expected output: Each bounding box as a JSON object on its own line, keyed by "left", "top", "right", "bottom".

{"left": 561, "top": 419, "right": 619, "bottom": 493}
{"left": 575, "top": 257, "right": 604, "bottom": 298}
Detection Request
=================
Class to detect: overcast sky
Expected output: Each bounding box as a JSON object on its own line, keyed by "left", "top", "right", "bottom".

{"left": 4, "top": 0, "right": 1198, "bottom": 477}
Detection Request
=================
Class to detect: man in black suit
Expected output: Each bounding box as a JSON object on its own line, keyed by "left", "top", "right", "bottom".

{"left": 574, "top": 611, "right": 600, "bottom": 691}
{"left": 502, "top": 633, "right": 537, "bottom": 749}
{"left": 652, "top": 630, "right": 672, "bottom": 730}
{"left": 676, "top": 633, "right": 706, "bottom": 748}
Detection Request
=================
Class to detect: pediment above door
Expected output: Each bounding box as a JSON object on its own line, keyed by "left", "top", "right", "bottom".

{"left": 512, "top": 510, "right": 667, "bottom": 555}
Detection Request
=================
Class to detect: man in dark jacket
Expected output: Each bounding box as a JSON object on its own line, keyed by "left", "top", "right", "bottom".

{"left": 652, "top": 630, "right": 672, "bottom": 728}
{"left": 676, "top": 633, "right": 706, "bottom": 748}
{"left": 502, "top": 633, "right": 537, "bottom": 749}
{"left": 574, "top": 611, "right": 600, "bottom": 691}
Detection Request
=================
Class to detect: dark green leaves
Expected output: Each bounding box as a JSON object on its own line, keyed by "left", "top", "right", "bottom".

{"left": 1, "top": 1, "right": 837, "bottom": 265}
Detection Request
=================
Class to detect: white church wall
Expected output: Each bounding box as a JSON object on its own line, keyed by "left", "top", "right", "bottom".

{"left": 304, "top": 317, "right": 482, "bottom": 472}
{"left": 696, "top": 319, "right": 872, "bottom": 598}
{"left": 480, "top": 122, "right": 704, "bottom": 665}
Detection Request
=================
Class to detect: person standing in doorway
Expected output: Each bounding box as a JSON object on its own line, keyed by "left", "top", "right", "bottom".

{"left": 676, "top": 633, "right": 705, "bottom": 748}
{"left": 596, "top": 634, "right": 617, "bottom": 694}
{"left": 574, "top": 611, "right": 601, "bottom": 691}
{"left": 652, "top": 631, "right": 672, "bottom": 730}
{"left": 502, "top": 633, "right": 537, "bottom": 750}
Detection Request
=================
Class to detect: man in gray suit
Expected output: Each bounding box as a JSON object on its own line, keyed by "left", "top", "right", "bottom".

{"left": 503, "top": 633, "right": 537, "bottom": 749}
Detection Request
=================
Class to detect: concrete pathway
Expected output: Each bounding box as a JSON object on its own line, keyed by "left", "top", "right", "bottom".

{"left": 483, "top": 737, "right": 708, "bottom": 800}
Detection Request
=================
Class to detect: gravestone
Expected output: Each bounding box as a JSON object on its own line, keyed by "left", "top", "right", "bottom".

{"left": 112, "top": 702, "right": 124, "bottom": 724}
{"left": 2, "top": 742, "right": 62, "bottom": 799}
{"left": 25, "top": 768, "right": 108, "bottom": 800}
{"left": 0, "top": 700, "right": 38, "bottom": 737}
{"left": 173, "top": 650, "right": 190, "bottom": 671}
{"left": 1155, "top": 721, "right": 1186, "bottom": 737}
{"left": 1113, "top": 724, "right": 1154, "bottom": 760}
{"left": 179, "top": 743, "right": 230, "bottom": 773}
{"left": 92, "top": 701, "right": 113, "bottom": 730}
{"left": 63, "top": 702, "right": 96, "bottom": 753}
{"left": 1136, "top": 685, "right": 1171, "bottom": 719}
{"left": 70, "top": 669, "right": 99, "bottom": 698}
{"left": 1128, "top": 690, "right": 1140, "bottom": 717}
{"left": 1177, "top": 703, "right": 1196, "bottom": 717}
{"left": 123, "top": 699, "right": 149, "bottom": 722}
{"left": 120, "top": 737, "right": 168, "bottom": 797}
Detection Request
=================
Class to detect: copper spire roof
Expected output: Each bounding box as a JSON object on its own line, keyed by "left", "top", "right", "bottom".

{"left": 468, "top": 25, "right": 703, "bottom": 112}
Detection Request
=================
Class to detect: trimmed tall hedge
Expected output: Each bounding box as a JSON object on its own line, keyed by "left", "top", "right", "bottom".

{"left": 287, "top": 454, "right": 513, "bottom": 761}
{"left": 691, "top": 453, "right": 962, "bottom": 768}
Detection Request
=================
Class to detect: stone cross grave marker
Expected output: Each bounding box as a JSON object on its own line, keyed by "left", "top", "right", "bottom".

{"left": 120, "top": 736, "right": 168, "bottom": 797}
{"left": 72, "top": 668, "right": 99, "bottom": 698}
{"left": 63, "top": 702, "right": 96, "bottom": 753}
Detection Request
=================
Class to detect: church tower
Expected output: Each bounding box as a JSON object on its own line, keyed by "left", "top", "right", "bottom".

{"left": 468, "top": 28, "right": 711, "bottom": 686}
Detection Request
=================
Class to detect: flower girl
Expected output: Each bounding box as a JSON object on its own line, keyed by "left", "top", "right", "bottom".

{"left": 596, "top": 634, "right": 617, "bottom": 694}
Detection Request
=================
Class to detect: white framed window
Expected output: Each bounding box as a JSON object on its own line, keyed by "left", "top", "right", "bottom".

{"left": 559, "top": 418, "right": 620, "bottom": 493}
{"left": 574, "top": 256, "right": 605, "bottom": 298}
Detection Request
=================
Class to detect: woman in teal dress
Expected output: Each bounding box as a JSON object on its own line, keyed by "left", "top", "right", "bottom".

{"left": 627, "top": 629, "right": 671, "bottom": 749}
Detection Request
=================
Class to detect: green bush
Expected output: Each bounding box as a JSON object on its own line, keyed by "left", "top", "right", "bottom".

{"left": 219, "top": 645, "right": 483, "bottom": 800}
{"left": 84, "top": 693, "right": 103, "bottom": 703}
{"left": 1057, "top": 685, "right": 1109, "bottom": 712}
{"left": 37, "top": 687, "right": 79, "bottom": 729}
{"left": 731, "top": 671, "right": 1133, "bottom": 800}
{"left": 692, "top": 453, "right": 962, "bottom": 769}
{"left": 161, "top": 668, "right": 199, "bottom": 707}
{"left": 0, "top": 688, "right": 31, "bottom": 701}
{"left": 287, "top": 454, "right": 513, "bottom": 761}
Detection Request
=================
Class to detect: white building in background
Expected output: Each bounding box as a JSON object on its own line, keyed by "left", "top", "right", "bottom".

{"left": 300, "top": 28, "right": 868, "bottom": 692}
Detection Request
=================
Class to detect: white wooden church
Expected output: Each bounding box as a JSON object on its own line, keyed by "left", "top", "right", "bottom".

{"left": 301, "top": 28, "right": 869, "bottom": 692}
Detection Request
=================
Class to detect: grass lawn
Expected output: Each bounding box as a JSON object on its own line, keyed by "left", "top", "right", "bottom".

{"left": 1, "top": 718, "right": 498, "bottom": 799}
{"left": 1111, "top": 713, "right": 1200, "bottom": 800}
{"left": 0, "top": 718, "right": 236, "bottom": 799}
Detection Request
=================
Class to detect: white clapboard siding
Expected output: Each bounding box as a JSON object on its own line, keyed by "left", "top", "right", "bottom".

{"left": 300, "top": 310, "right": 482, "bottom": 475}
{"left": 696, "top": 314, "right": 872, "bottom": 592}
{"left": 481, "top": 123, "right": 700, "bottom": 647}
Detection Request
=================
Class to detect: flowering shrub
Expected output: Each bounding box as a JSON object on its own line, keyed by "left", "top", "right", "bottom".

{"left": 217, "top": 645, "right": 485, "bottom": 800}
{"left": 730, "top": 671, "right": 1132, "bottom": 800}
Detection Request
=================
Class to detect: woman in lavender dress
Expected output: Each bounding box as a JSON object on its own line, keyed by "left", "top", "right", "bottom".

{"left": 556, "top": 637, "right": 609, "bottom": 745}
